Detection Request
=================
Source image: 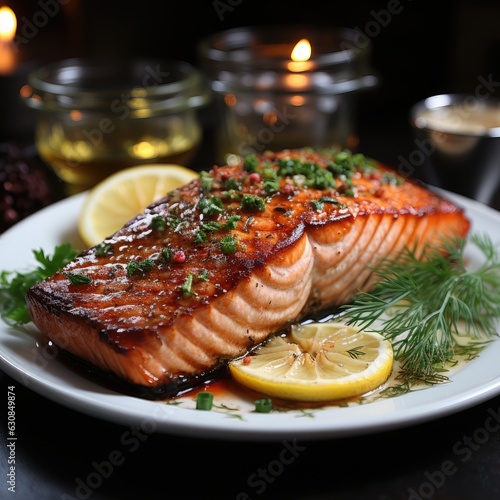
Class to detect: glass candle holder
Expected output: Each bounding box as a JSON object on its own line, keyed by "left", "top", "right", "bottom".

{"left": 22, "top": 58, "right": 211, "bottom": 194}
{"left": 198, "top": 25, "right": 378, "bottom": 165}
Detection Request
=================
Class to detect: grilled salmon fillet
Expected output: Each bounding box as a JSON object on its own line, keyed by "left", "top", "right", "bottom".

{"left": 26, "top": 149, "right": 470, "bottom": 397}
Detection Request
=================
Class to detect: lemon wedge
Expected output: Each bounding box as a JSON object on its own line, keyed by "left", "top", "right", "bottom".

{"left": 78, "top": 164, "right": 199, "bottom": 247}
{"left": 229, "top": 322, "right": 393, "bottom": 402}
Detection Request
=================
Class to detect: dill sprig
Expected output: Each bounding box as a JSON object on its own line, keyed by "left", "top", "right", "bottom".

{"left": 343, "top": 233, "right": 500, "bottom": 383}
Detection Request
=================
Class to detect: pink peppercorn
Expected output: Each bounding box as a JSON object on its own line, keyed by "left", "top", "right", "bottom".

{"left": 173, "top": 250, "right": 186, "bottom": 263}
{"left": 248, "top": 172, "right": 261, "bottom": 182}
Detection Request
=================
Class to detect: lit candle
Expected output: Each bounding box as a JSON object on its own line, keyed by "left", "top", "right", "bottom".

{"left": 285, "top": 38, "right": 314, "bottom": 92}
{"left": 0, "top": 6, "right": 17, "bottom": 75}
{"left": 0, "top": 5, "right": 39, "bottom": 141}
{"left": 199, "top": 26, "right": 379, "bottom": 162}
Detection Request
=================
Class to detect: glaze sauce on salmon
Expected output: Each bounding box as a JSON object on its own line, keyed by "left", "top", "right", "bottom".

{"left": 26, "top": 149, "right": 470, "bottom": 398}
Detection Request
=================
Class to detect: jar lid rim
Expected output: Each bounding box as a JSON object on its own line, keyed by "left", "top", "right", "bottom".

{"left": 23, "top": 58, "right": 211, "bottom": 112}
{"left": 27, "top": 58, "right": 203, "bottom": 97}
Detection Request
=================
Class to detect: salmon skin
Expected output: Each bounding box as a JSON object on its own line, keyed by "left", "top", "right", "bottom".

{"left": 26, "top": 149, "right": 470, "bottom": 398}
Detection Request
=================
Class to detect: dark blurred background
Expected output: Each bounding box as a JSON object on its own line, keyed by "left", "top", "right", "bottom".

{"left": 2, "top": 0, "right": 500, "bottom": 184}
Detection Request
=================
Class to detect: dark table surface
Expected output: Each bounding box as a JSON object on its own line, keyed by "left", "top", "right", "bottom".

{"left": 1, "top": 108, "right": 500, "bottom": 500}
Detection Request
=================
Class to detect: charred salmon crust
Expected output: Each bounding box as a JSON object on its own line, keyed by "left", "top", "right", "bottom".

{"left": 26, "top": 148, "right": 470, "bottom": 398}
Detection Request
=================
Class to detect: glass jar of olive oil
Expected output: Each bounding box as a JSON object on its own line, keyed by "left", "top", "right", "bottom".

{"left": 23, "top": 58, "right": 211, "bottom": 194}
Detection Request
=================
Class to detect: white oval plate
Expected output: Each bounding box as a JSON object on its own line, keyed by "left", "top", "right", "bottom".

{"left": 0, "top": 190, "right": 499, "bottom": 441}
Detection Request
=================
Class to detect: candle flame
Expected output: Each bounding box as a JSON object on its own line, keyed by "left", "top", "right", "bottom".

{"left": 291, "top": 39, "right": 311, "bottom": 62}
{"left": 0, "top": 6, "right": 16, "bottom": 42}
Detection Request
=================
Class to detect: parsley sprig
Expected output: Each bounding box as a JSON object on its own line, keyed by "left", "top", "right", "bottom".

{"left": 343, "top": 234, "right": 500, "bottom": 384}
{"left": 0, "top": 243, "right": 79, "bottom": 325}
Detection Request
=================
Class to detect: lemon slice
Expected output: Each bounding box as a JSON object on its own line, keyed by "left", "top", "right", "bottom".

{"left": 78, "top": 164, "right": 199, "bottom": 247}
{"left": 229, "top": 322, "right": 393, "bottom": 402}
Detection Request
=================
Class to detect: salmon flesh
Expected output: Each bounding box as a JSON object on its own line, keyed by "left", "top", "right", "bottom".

{"left": 26, "top": 149, "right": 470, "bottom": 398}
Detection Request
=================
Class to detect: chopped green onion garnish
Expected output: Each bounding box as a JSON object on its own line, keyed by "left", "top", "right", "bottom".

{"left": 180, "top": 273, "right": 195, "bottom": 296}
{"left": 241, "top": 194, "right": 266, "bottom": 212}
{"left": 254, "top": 398, "right": 273, "bottom": 413}
{"left": 197, "top": 196, "right": 224, "bottom": 217}
{"left": 220, "top": 235, "right": 237, "bottom": 254}
{"left": 224, "top": 215, "right": 241, "bottom": 230}
{"left": 161, "top": 248, "right": 171, "bottom": 262}
{"left": 196, "top": 392, "right": 214, "bottom": 410}
{"left": 200, "top": 171, "right": 215, "bottom": 191}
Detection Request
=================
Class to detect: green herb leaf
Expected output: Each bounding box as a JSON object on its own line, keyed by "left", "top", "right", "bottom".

{"left": 193, "top": 230, "right": 208, "bottom": 244}
{"left": 95, "top": 242, "right": 114, "bottom": 257}
{"left": 127, "top": 258, "right": 155, "bottom": 277}
{"left": 243, "top": 154, "right": 259, "bottom": 173}
{"left": 241, "top": 194, "right": 266, "bottom": 212}
{"left": 64, "top": 273, "right": 92, "bottom": 286}
{"left": 201, "top": 221, "right": 222, "bottom": 232}
{"left": 197, "top": 269, "right": 209, "bottom": 281}
{"left": 161, "top": 247, "right": 171, "bottom": 262}
{"left": 180, "top": 273, "right": 196, "bottom": 296}
{"left": 223, "top": 215, "right": 241, "bottom": 230}
{"left": 197, "top": 196, "right": 224, "bottom": 217}
{"left": 200, "top": 171, "right": 215, "bottom": 191}
{"left": 151, "top": 215, "right": 166, "bottom": 232}
{"left": 220, "top": 235, "right": 237, "bottom": 254}
{"left": 0, "top": 243, "right": 79, "bottom": 325}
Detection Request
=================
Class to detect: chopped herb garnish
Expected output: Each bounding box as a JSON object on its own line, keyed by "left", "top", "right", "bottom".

{"left": 161, "top": 247, "right": 171, "bottom": 262}
{"left": 193, "top": 230, "right": 208, "bottom": 244}
{"left": 127, "top": 258, "right": 155, "bottom": 276}
{"left": 381, "top": 172, "right": 404, "bottom": 186}
{"left": 220, "top": 235, "right": 237, "bottom": 254}
{"left": 200, "top": 171, "right": 215, "bottom": 191}
{"left": 151, "top": 215, "right": 166, "bottom": 232}
{"left": 224, "top": 215, "right": 241, "bottom": 230}
{"left": 95, "top": 242, "right": 114, "bottom": 257}
{"left": 320, "top": 196, "right": 341, "bottom": 205}
{"left": 180, "top": 273, "right": 196, "bottom": 296}
{"left": 277, "top": 158, "right": 336, "bottom": 189}
{"left": 243, "top": 154, "right": 259, "bottom": 173}
{"left": 312, "top": 196, "right": 345, "bottom": 211}
{"left": 166, "top": 215, "right": 181, "bottom": 229}
{"left": 326, "top": 150, "right": 375, "bottom": 179}
{"left": 311, "top": 200, "right": 324, "bottom": 211}
{"left": 262, "top": 166, "right": 279, "bottom": 180}
{"left": 197, "top": 196, "right": 224, "bottom": 217}
{"left": 64, "top": 273, "right": 92, "bottom": 286}
{"left": 255, "top": 398, "right": 273, "bottom": 413}
{"left": 202, "top": 221, "right": 222, "bottom": 232}
{"left": 263, "top": 179, "right": 280, "bottom": 194}
{"left": 196, "top": 392, "right": 214, "bottom": 410}
{"left": 198, "top": 269, "right": 209, "bottom": 281}
{"left": 225, "top": 178, "right": 241, "bottom": 191}
{"left": 241, "top": 194, "right": 266, "bottom": 212}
